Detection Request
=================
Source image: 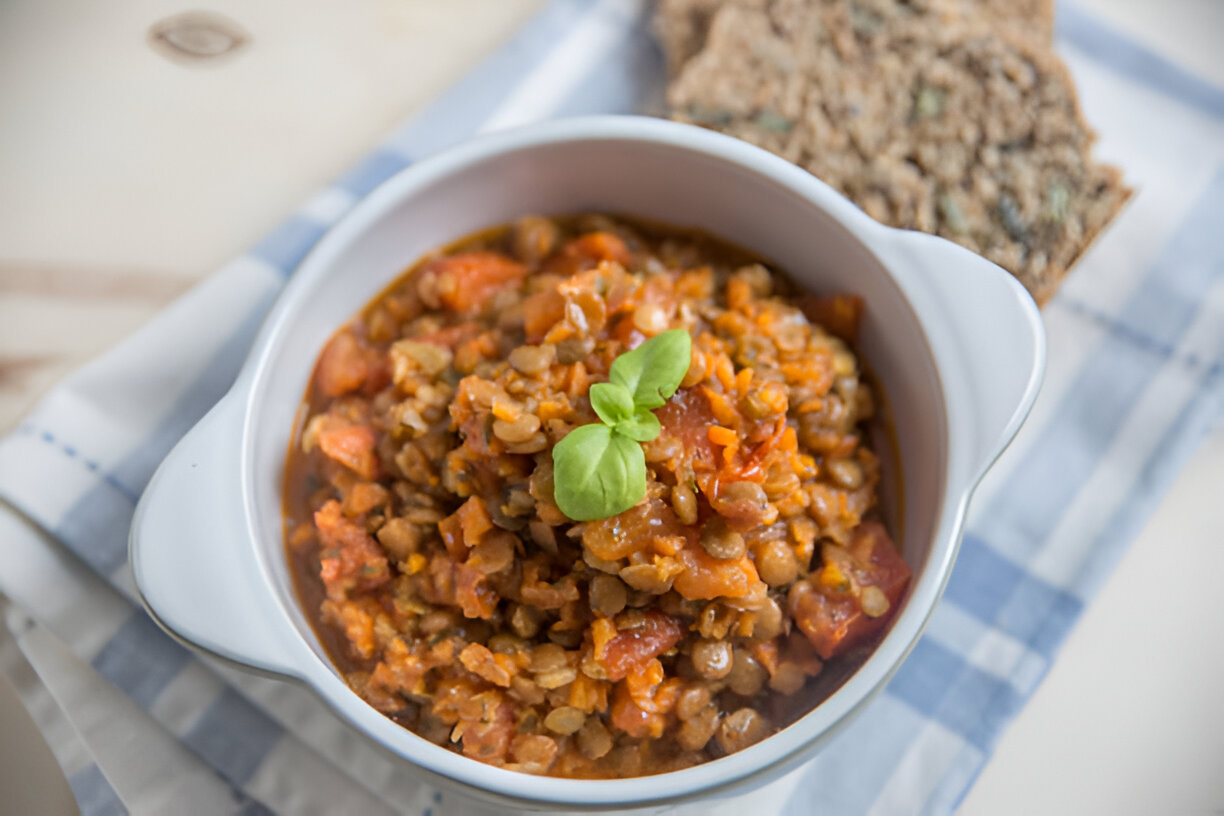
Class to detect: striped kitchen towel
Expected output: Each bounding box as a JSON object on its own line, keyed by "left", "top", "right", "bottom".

{"left": 1, "top": 0, "right": 1222, "bottom": 813}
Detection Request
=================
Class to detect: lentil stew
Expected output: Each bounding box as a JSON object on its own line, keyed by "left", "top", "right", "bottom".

{"left": 283, "top": 214, "right": 911, "bottom": 778}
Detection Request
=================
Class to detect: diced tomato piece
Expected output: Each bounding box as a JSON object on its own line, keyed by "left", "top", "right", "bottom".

{"left": 454, "top": 561, "right": 498, "bottom": 620}
{"left": 324, "top": 597, "right": 379, "bottom": 660}
{"left": 580, "top": 496, "right": 673, "bottom": 563}
{"left": 567, "top": 672, "right": 609, "bottom": 713}
{"left": 317, "top": 424, "right": 380, "bottom": 480}
{"left": 421, "top": 552, "right": 457, "bottom": 607}
{"left": 800, "top": 294, "right": 864, "bottom": 343}
{"left": 654, "top": 387, "right": 719, "bottom": 473}
{"left": 791, "top": 522, "right": 910, "bottom": 659}
{"left": 458, "top": 643, "right": 514, "bottom": 687}
{"left": 609, "top": 681, "right": 664, "bottom": 739}
{"left": 343, "top": 481, "right": 388, "bottom": 516}
{"left": 519, "top": 563, "right": 580, "bottom": 610}
{"left": 457, "top": 698, "right": 516, "bottom": 761}
{"left": 426, "top": 251, "right": 528, "bottom": 313}
{"left": 546, "top": 232, "right": 633, "bottom": 277}
{"left": 363, "top": 352, "right": 392, "bottom": 395}
{"left": 598, "top": 611, "right": 684, "bottom": 682}
{"left": 438, "top": 496, "right": 493, "bottom": 560}
{"left": 365, "top": 639, "right": 428, "bottom": 711}
{"left": 437, "top": 511, "right": 463, "bottom": 561}
{"left": 673, "top": 539, "right": 762, "bottom": 600}
{"left": 316, "top": 331, "right": 369, "bottom": 398}
{"left": 314, "top": 499, "right": 390, "bottom": 599}
{"left": 522, "top": 289, "right": 566, "bottom": 342}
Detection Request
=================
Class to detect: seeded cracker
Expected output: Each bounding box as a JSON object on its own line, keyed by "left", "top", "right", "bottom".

{"left": 658, "top": 0, "right": 1129, "bottom": 303}
{"left": 654, "top": 0, "right": 1057, "bottom": 76}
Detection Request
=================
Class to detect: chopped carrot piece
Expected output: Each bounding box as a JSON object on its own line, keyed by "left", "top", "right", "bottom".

{"left": 726, "top": 277, "right": 752, "bottom": 311}
{"left": 591, "top": 617, "right": 618, "bottom": 658}
{"left": 735, "top": 366, "right": 754, "bottom": 392}
{"left": 317, "top": 425, "right": 379, "bottom": 480}
{"left": 566, "top": 362, "right": 588, "bottom": 398}
{"left": 673, "top": 539, "right": 762, "bottom": 600}
{"left": 652, "top": 535, "right": 684, "bottom": 556}
{"left": 343, "top": 481, "right": 388, "bottom": 516}
{"left": 537, "top": 400, "right": 567, "bottom": 423}
{"left": 610, "top": 682, "right": 663, "bottom": 739}
{"left": 490, "top": 398, "right": 519, "bottom": 422}
{"left": 427, "top": 251, "right": 528, "bottom": 313}
{"left": 404, "top": 553, "right": 427, "bottom": 575}
{"left": 316, "top": 332, "right": 368, "bottom": 398}
{"left": 547, "top": 232, "right": 632, "bottom": 277}
{"left": 456, "top": 496, "right": 493, "bottom": 548}
{"left": 598, "top": 612, "right": 684, "bottom": 682}
{"left": 700, "top": 386, "right": 739, "bottom": 427}
{"left": 313, "top": 500, "right": 389, "bottom": 599}
{"left": 523, "top": 289, "right": 566, "bottom": 342}
{"left": 437, "top": 512, "right": 464, "bottom": 560}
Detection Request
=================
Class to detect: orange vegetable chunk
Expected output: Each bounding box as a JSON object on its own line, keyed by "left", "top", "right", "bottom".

{"left": 317, "top": 424, "right": 379, "bottom": 480}
{"left": 427, "top": 251, "right": 528, "bottom": 313}
{"left": 791, "top": 522, "right": 910, "bottom": 659}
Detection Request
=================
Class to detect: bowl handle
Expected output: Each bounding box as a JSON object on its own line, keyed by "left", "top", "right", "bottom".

{"left": 878, "top": 229, "right": 1046, "bottom": 485}
{"left": 130, "top": 392, "right": 300, "bottom": 679}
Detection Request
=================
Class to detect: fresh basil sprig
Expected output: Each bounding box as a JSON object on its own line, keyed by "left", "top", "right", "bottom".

{"left": 552, "top": 329, "right": 692, "bottom": 521}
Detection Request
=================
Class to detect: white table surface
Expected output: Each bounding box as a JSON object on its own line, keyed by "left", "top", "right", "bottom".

{"left": 1, "top": 1, "right": 1221, "bottom": 813}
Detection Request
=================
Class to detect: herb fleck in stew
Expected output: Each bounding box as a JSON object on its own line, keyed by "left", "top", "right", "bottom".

{"left": 283, "top": 214, "right": 911, "bottom": 777}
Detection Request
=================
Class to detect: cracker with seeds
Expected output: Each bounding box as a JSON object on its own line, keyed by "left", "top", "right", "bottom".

{"left": 660, "top": 0, "right": 1128, "bottom": 302}
{"left": 654, "top": 0, "right": 1056, "bottom": 76}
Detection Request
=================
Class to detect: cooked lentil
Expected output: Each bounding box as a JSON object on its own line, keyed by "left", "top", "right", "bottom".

{"left": 283, "top": 214, "right": 912, "bottom": 778}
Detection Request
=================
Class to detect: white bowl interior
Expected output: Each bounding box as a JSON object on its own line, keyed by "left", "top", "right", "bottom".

{"left": 240, "top": 124, "right": 947, "bottom": 806}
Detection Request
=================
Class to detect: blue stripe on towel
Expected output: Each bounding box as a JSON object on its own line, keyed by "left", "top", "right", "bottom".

{"left": 944, "top": 536, "right": 1083, "bottom": 659}
{"left": 335, "top": 149, "right": 414, "bottom": 198}
{"left": 69, "top": 764, "right": 127, "bottom": 816}
{"left": 888, "top": 639, "right": 1025, "bottom": 752}
{"left": 184, "top": 688, "right": 285, "bottom": 787}
{"left": 250, "top": 215, "right": 331, "bottom": 275}
{"left": 91, "top": 612, "right": 192, "bottom": 708}
{"left": 54, "top": 490, "right": 134, "bottom": 577}
{"left": 1058, "top": 2, "right": 1224, "bottom": 119}
{"left": 976, "top": 327, "right": 1170, "bottom": 559}
{"left": 1076, "top": 368, "right": 1224, "bottom": 598}
{"left": 553, "top": 3, "right": 666, "bottom": 118}
{"left": 976, "top": 163, "right": 1224, "bottom": 561}
{"left": 55, "top": 289, "right": 277, "bottom": 576}
{"left": 254, "top": 3, "right": 610, "bottom": 280}
{"left": 781, "top": 695, "right": 937, "bottom": 814}
{"left": 1109, "top": 164, "right": 1224, "bottom": 345}
{"left": 235, "top": 797, "right": 276, "bottom": 816}
{"left": 19, "top": 426, "right": 140, "bottom": 505}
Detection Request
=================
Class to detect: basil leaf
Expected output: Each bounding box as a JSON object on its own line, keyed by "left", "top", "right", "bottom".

{"left": 589, "top": 382, "right": 635, "bottom": 427}
{"left": 609, "top": 329, "right": 692, "bottom": 411}
{"left": 552, "top": 424, "right": 647, "bottom": 521}
{"left": 614, "top": 410, "right": 661, "bottom": 442}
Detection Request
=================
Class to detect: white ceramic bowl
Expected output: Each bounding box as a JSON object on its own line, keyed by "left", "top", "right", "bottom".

{"left": 131, "top": 116, "right": 1044, "bottom": 811}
